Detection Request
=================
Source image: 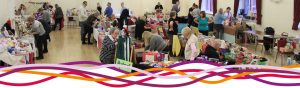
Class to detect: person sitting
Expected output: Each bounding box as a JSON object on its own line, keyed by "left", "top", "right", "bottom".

{"left": 81, "top": 12, "right": 100, "bottom": 44}
{"left": 100, "top": 28, "right": 120, "bottom": 64}
{"left": 142, "top": 31, "right": 167, "bottom": 53}
{"left": 182, "top": 27, "right": 200, "bottom": 61}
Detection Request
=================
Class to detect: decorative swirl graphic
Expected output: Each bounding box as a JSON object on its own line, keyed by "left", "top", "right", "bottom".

{"left": 0, "top": 61, "right": 300, "bottom": 87}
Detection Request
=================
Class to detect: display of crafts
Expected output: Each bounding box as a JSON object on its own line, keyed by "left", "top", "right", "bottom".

{"left": 196, "top": 34, "right": 268, "bottom": 66}
{"left": 0, "top": 17, "right": 36, "bottom": 66}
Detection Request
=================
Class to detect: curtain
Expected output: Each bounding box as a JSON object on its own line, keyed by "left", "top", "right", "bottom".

{"left": 213, "top": 0, "right": 217, "bottom": 15}
{"left": 234, "top": 0, "right": 240, "bottom": 17}
{"left": 172, "top": 0, "right": 179, "bottom": 4}
{"left": 199, "top": 0, "right": 202, "bottom": 9}
{"left": 292, "top": 0, "right": 300, "bottom": 30}
{"left": 256, "top": 0, "right": 262, "bottom": 25}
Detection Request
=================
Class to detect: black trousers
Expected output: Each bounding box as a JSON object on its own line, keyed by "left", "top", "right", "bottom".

{"left": 52, "top": 18, "right": 63, "bottom": 30}
{"left": 199, "top": 30, "right": 209, "bottom": 36}
{"left": 34, "top": 34, "right": 47, "bottom": 58}
{"left": 214, "top": 24, "right": 224, "bottom": 39}
{"left": 81, "top": 29, "right": 93, "bottom": 43}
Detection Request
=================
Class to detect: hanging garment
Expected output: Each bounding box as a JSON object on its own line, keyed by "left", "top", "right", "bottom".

{"left": 116, "top": 36, "right": 131, "bottom": 60}
{"left": 172, "top": 35, "right": 181, "bottom": 56}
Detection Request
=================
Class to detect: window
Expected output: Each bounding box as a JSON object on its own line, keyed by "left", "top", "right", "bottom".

{"left": 201, "top": 0, "right": 213, "bottom": 14}
{"left": 237, "top": 0, "right": 257, "bottom": 19}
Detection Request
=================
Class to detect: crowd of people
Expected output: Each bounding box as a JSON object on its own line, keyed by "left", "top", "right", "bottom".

{"left": 15, "top": 2, "right": 65, "bottom": 60}
{"left": 95, "top": 1, "right": 235, "bottom": 64}
{"left": 17, "top": 1, "right": 236, "bottom": 63}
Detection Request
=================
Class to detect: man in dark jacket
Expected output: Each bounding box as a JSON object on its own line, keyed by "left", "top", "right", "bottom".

{"left": 52, "top": 4, "right": 64, "bottom": 31}
{"left": 81, "top": 13, "right": 100, "bottom": 44}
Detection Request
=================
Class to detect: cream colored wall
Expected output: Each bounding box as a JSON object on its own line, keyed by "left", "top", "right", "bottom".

{"left": 15, "top": 0, "right": 173, "bottom": 17}
{"left": 217, "top": 0, "right": 234, "bottom": 14}
{"left": 9, "top": 0, "right": 299, "bottom": 36}
{"left": 0, "top": 0, "right": 9, "bottom": 25}
{"left": 216, "top": 0, "right": 299, "bottom": 36}
{"left": 261, "top": 0, "right": 299, "bottom": 36}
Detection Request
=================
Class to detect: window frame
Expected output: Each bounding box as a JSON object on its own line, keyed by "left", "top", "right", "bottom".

{"left": 201, "top": 0, "right": 214, "bottom": 14}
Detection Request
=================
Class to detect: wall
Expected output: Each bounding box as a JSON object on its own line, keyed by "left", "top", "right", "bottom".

{"left": 216, "top": 0, "right": 299, "bottom": 36}
{"left": 15, "top": 0, "right": 174, "bottom": 17}
{"left": 7, "top": 0, "right": 299, "bottom": 36}
{"left": 15, "top": 0, "right": 201, "bottom": 17}
{"left": 261, "top": 0, "right": 299, "bottom": 36}
{"left": 0, "top": 0, "right": 9, "bottom": 25}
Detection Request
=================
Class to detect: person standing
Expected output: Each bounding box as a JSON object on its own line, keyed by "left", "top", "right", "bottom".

{"left": 188, "top": 3, "right": 196, "bottom": 27}
{"left": 79, "top": 1, "right": 88, "bottom": 41}
{"left": 26, "top": 16, "right": 46, "bottom": 60}
{"left": 171, "top": 1, "right": 180, "bottom": 16}
{"left": 100, "top": 28, "right": 120, "bottom": 64}
{"left": 224, "top": 7, "right": 233, "bottom": 21}
{"left": 120, "top": 2, "right": 128, "bottom": 15}
{"left": 135, "top": 16, "right": 147, "bottom": 40}
{"left": 194, "top": 11, "right": 209, "bottom": 36}
{"left": 155, "top": 2, "right": 163, "bottom": 13}
{"left": 40, "top": 3, "right": 51, "bottom": 42}
{"left": 97, "top": 3, "right": 102, "bottom": 15}
{"left": 35, "top": 8, "right": 44, "bottom": 21}
{"left": 104, "top": 2, "right": 113, "bottom": 18}
{"left": 19, "top": 4, "right": 28, "bottom": 16}
{"left": 52, "top": 4, "right": 64, "bottom": 31}
{"left": 214, "top": 8, "right": 226, "bottom": 39}
{"left": 168, "top": 11, "right": 178, "bottom": 56}
{"left": 82, "top": 13, "right": 100, "bottom": 44}
{"left": 182, "top": 27, "right": 200, "bottom": 61}
{"left": 119, "top": 8, "right": 129, "bottom": 30}
{"left": 192, "top": 5, "right": 200, "bottom": 27}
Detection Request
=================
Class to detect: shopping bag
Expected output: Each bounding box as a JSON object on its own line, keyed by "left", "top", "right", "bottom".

{"left": 142, "top": 52, "right": 159, "bottom": 62}
{"left": 28, "top": 52, "right": 35, "bottom": 64}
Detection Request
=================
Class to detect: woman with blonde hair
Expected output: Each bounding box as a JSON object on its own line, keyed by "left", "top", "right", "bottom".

{"left": 182, "top": 27, "right": 200, "bottom": 60}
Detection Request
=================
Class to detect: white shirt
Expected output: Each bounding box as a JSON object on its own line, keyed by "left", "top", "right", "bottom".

{"left": 108, "top": 35, "right": 114, "bottom": 42}
{"left": 192, "top": 8, "right": 201, "bottom": 18}
{"left": 31, "top": 20, "right": 46, "bottom": 36}
{"left": 78, "top": 6, "right": 88, "bottom": 22}
{"left": 185, "top": 34, "right": 200, "bottom": 60}
{"left": 224, "top": 12, "right": 233, "bottom": 20}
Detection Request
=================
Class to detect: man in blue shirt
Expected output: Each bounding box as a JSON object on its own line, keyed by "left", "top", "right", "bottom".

{"left": 214, "top": 8, "right": 226, "bottom": 39}
{"left": 104, "top": 2, "right": 113, "bottom": 17}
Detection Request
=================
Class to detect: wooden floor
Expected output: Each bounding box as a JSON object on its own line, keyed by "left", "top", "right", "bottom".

{"left": 36, "top": 26, "right": 99, "bottom": 64}
{"left": 37, "top": 26, "right": 291, "bottom": 66}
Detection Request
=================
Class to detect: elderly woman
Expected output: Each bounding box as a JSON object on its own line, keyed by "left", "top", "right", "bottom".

{"left": 100, "top": 28, "right": 120, "bottom": 64}
{"left": 182, "top": 27, "right": 200, "bottom": 61}
{"left": 142, "top": 31, "right": 167, "bottom": 53}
